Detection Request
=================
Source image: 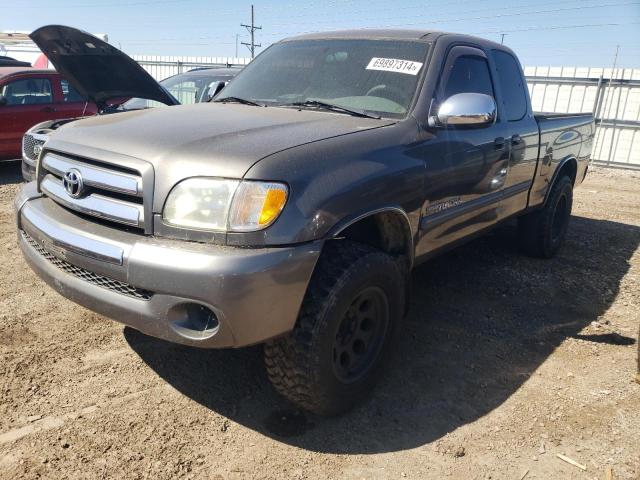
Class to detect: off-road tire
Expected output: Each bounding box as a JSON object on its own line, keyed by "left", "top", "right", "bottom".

{"left": 518, "top": 175, "right": 573, "bottom": 258}
{"left": 264, "top": 240, "right": 405, "bottom": 416}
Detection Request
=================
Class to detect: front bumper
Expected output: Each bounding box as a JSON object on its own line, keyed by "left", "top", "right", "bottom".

{"left": 15, "top": 183, "right": 322, "bottom": 348}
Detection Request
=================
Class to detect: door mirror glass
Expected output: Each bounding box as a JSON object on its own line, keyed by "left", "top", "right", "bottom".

{"left": 434, "top": 92, "right": 496, "bottom": 127}
{"left": 206, "top": 81, "right": 228, "bottom": 101}
{"left": 0, "top": 95, "right": 6, "bottom": 106}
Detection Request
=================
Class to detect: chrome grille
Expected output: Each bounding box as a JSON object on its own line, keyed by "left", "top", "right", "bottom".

{"left": 40, "top": 152, "right": 147, "bottom": 231}
{"left": 22, "top": 230, "right": 153, "bottom": 300}
{"left": 22, "top": 133, "right": 47, "bottom": 166}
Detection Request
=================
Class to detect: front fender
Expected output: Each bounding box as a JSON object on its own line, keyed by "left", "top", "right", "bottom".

{"left": 225, "top": 121, "right": 425, "bottom": 247}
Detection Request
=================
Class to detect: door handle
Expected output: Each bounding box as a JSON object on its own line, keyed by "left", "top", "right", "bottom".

{"left": 511, "top": 134, "right": 522, "bottom": 145}
{"left": 42, "top": 106, "right": 56, "bottom": 113}
{"left": 490, "top": 166, "right": 509, "bottom": 190}
{"left": 494, "top": 137, "right": 506, "bottom": 150}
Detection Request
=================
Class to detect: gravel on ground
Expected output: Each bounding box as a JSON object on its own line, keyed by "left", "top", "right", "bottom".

{"left": 1, "top": 163, "right": 638, "bottom": 479}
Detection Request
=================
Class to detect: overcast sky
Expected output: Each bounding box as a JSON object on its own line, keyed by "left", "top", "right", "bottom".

{"left": 3, "top": 0, "right": 640, "bottom": 67}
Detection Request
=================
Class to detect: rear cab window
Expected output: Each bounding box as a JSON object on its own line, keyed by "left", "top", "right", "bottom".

{"left": 491, "top": 50, "right": 528, "bottom": 121}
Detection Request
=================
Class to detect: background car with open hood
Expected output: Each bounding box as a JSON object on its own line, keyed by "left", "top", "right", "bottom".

{"left": 0, "top": 65, "right": 109, "bottom": 163}
{"left": 20, "top": 25, "right": 239, "bottom": 180}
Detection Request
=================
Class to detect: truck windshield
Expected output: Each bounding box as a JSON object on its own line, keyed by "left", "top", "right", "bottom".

{"left": 216, "top": 39, "right": 430, "bottom": 118}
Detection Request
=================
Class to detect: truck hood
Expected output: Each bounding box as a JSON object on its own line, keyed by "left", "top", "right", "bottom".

{"left": 30, "top": 25, "right": 178, "bottom": 108}
{"left": 45, "top": 102, "right": 395, "bottom": 208}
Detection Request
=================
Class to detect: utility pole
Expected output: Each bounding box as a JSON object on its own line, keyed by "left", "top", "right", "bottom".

{"left": 241, "top": 5, "right": 261, "bottom": 59}
{"left": 235, "top": 34, "right": 239, "bottom": 58}
{"left": 500, "top": 33, "right": 506, "bottom": 45}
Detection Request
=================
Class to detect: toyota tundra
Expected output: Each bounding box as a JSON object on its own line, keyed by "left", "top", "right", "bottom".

{"left": 15, "top": 28, "right": 594, "bottom": 415}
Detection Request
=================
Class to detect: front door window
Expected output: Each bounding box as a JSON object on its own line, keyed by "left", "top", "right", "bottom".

{"left": 1, "top": 78, "right": 53, "bottom": 105}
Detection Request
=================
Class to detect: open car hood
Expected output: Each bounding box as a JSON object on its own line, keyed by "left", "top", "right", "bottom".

{"left": 30, "top": 25, "right": 179, "bottom": 108}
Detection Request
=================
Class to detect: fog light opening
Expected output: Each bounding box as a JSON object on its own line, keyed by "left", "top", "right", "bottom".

{"left": 169, "top": 303, "right": 220, "bottom": 341}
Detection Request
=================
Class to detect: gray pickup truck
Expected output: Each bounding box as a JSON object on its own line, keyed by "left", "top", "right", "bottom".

{"left": 15, "top": 29, "right": 594, "bottom": 415}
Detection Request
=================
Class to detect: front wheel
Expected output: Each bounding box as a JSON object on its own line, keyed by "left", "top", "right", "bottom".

{"left": 518, "top": 175, "right": 573, "bottom": 258}
{"left": 264, "top": 240, "right": 405, "bottom": 416}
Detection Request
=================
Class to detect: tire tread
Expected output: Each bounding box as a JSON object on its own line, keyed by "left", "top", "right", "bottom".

{"left": 264, "top": 240, "right": 401, "bottom": 415}
{"left": 518, "top": 175, "right": 573, "bottom": 258}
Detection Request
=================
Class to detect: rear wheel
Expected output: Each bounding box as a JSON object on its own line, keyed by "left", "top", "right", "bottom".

{"left": 264, "top": 240, "right": 405, "bottom": 416}
{"left": 518, "top": 175, "right": 573, "bottom": 258}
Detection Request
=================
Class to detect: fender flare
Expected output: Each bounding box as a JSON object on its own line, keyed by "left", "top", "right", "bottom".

{"left": 327, "top": 206, "right": 415, "bottom": 268}
{"left": 543, "top": 155, "right": 577, "bottom": 206}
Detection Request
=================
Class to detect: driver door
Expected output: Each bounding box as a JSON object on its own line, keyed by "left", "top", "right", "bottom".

{"left": 414, "top": 46, "right": 510, "bottom": 257}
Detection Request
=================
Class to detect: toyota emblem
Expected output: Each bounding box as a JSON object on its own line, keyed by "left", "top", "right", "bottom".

{"left": 33, "top": 143, "right": 43, "bottom": 157}
{"left": 62, "top": 169, "right": 84, "bottom": 198}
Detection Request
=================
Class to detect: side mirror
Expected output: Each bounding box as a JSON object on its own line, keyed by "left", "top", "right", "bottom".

{"left": 206, "top": 81, "right": 228, "bottom": 102}
{"left": 430, "top": 92, "right": 496, "bottom": 128}
{"left": 0, "top": 95, "right": 7, "bottom": 106}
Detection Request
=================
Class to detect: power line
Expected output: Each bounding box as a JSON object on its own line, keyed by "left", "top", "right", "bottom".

{"left": 256, "top": 15, "right": 640, "bottom": 40}
{"left": 19, "top": 0, "right": 354, "bottom": 11}
{"left": 240, "top": 4, "right": 261, "bottom": 59}
{"left": 474, "top": 20, "right": 640, "bottom": 34}
{"left": 99, "top": 0, "right": 630, "bottom": 32}
{"left": 118, "top": 19, "right": 640, "bottom": 47}
{"left": 264, "top": 1, "right": 639, "bottom": 29}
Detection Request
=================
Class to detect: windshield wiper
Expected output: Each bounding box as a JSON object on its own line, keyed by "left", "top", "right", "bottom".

{"left": 283, "top": 100, "right": 380, "bottom": 119}
{"left": 214, "top": 96, "right": 264, "bottom": 107}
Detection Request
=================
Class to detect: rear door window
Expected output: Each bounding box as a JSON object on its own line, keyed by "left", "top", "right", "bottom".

{"left": 492, "top": 50, "right": 528, "bottom": 121}
{"left": 60, "top": 79, "right": 86, "bottom": 103}
{"left": 166, "top": 80, "right": 199, "bottom": 105}
{"left": 1, "top": 78, "right": 53, "bottom": 105}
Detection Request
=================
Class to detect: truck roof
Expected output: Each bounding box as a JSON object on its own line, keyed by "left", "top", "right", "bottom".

{"left": 282, "top": 29, "right": 442, "bottom": 42}
{"left": 281, "top": 29, "right": 508, "bottom": 51}
{"left": 0, "top": 66, "right": 56, "bottom": 80}
{"left": 185, "top": 67, "right": 242, "bottom": 76}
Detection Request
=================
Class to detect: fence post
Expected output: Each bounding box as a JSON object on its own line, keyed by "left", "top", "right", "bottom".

{"left": 606, "top": 69, "right": 626, "bottom": 166}
{"left": 593, "top": 75, "right": 604, "bottom": 119}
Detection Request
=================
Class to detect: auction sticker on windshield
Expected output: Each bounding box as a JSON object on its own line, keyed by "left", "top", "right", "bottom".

{"left": 366, "top": 58, "right": 423, "bottom": 75}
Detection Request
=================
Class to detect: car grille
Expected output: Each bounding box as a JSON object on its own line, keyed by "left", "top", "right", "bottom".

{"left": 22, "top": 133, "right": 47, "bottom": 166}
{"left": 38, "top": 152, "right": 148, "bottom": 232}
{"left": 22, "top": 230, "right": 153, "bottom": 301}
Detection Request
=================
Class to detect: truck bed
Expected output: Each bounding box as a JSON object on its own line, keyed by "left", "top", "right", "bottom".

{"left": 534, "top": 112, "right": 594, "bottom": 152}
{"left": 534, "top": 111, "right": 594, "bottom": 125}
{"left": 533, "top": 112, "right": 595, "bottom": 190}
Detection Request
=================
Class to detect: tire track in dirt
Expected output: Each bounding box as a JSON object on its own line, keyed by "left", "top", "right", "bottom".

{"left": 0, "top": 384, "right": 170, "bottom": 445}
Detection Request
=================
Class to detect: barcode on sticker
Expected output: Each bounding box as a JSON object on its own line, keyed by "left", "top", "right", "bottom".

{"left": 366, "top": 58, "right": 423, "bottom": 75}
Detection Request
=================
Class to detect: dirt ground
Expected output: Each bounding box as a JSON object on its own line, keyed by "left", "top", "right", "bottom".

{"left": 0, "top": 163, "right": 638, "bottom": 480}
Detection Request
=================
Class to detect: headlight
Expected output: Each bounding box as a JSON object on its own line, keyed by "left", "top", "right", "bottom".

{"left": 163, "top": 178, "right": 288, "bottom": 232}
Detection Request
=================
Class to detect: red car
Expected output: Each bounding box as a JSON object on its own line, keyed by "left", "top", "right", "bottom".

{"left": 0, "top": 67, "right": 99, "bottom": 161}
